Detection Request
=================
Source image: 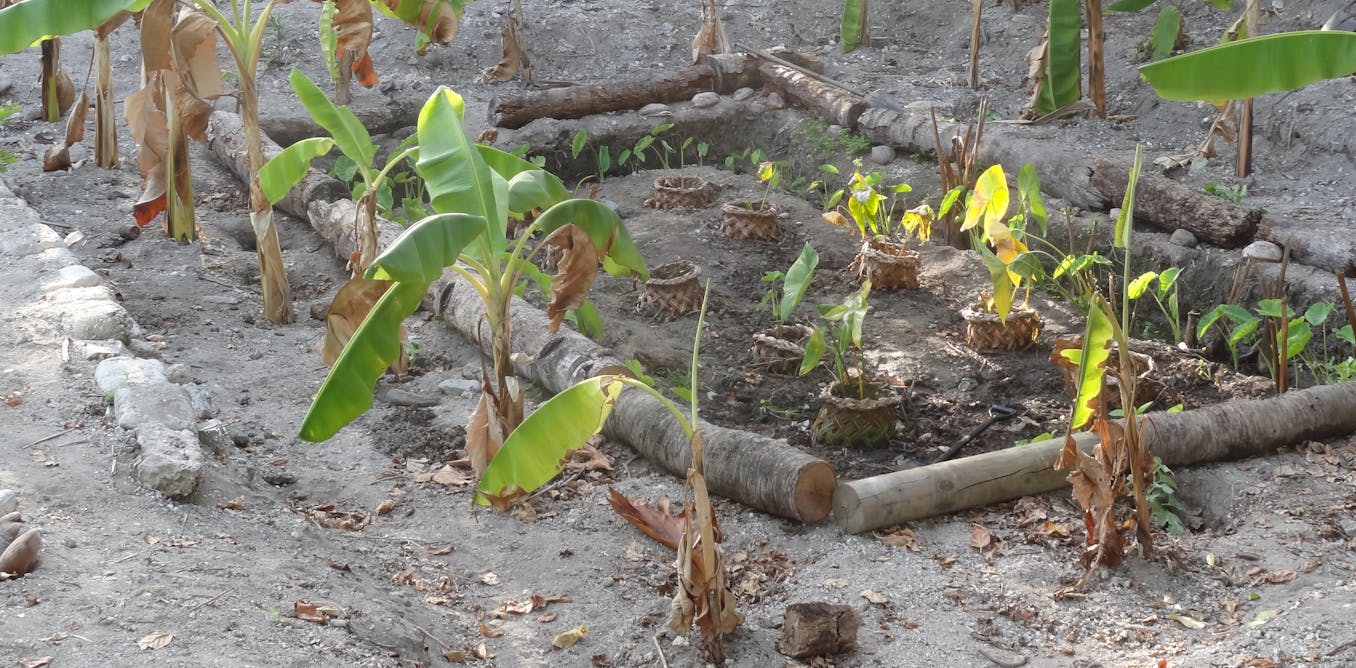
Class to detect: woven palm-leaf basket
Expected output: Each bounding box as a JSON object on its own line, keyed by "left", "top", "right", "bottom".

{"left": 811, "top": 380, "right": 900, "bottom": 448}
{"left": 638, "top": 260, "right": 702, "bottom": 320}
{"left": 848, "top": 238, "right": 919, "bottom": 291}
{"left": 720, "top": 202, "right": 782, "bottom": 240}
{"left": 1050, "top": 335, "right": 1165, "bottom": 409}
{"left": 644, "top": 176, "right": 714, "bottom": 209}
{"left": 751, "top": 324, "right": 814, "bottom": 375}
{"left": 961, "top": 304, "right": 1042, "bottom": 352}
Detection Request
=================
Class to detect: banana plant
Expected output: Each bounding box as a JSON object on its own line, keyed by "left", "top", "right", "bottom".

{"left": 298, "top": 87, "right": 648, "bottom": 485}
{"left": 840, "top": 0, "right": 868, "bottom": 53}
{"left": 317, "top": 0, "right": 464, "bottom": 101}
{"left": 1140, "top": 31, "right": 1356, "bottom": 102}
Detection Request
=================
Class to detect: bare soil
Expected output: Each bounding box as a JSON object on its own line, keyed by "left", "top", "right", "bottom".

{"left": 2, "top": 0, "right": 1356, "bottom": 666}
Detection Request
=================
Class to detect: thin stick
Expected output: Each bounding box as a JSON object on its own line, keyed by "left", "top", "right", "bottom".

{"left": 188, "top": 589, "right": 230, "bottom": 610}
{"left": 1336, "top": 272, "right": 1356, "bottom": 358}
{"left": 968, "top": 0, "right": 982, "bottom": 90}
{"left": 32, "top": 431, "right": 69, "bottom": 446}
{"left": 199, "top": 274, "right": 260, "bottom": 294}
{"left": 653, "top": 633, "right": 670, "bottom": 668}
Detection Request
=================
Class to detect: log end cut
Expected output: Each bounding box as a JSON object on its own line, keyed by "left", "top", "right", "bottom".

{"left": 794, "top": 460, "right": 837, "bottom": 523}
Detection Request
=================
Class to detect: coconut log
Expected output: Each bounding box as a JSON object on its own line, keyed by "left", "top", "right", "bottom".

{"left": 206, "top": 111, "right": 349, "bottom": 224}
{"left": 1258, "top": 215, "right": 1356, "bottom": 276}
{"left": 206, "top": 113, "right": 835, "bottom": 521}
{"left": 1089, "top": 155, "right": 1259, "bottom": 248}
{"left": 835, "top": 381, "right": 1356, "bottom": 533}
{"left": 757, "top": 62, "right": 864, "bottom": 129}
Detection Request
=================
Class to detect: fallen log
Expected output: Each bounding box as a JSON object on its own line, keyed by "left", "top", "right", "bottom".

{"left": 835, "top": 381, "right": 1356, "bottom": 533}
{"left": 757, "top": 62, "right": 863, "bottom": 129}
{"left": 206, "top": 112, "right": 348, "bottom": 224}
{"left": 1258, "top": 215, "right": 1356, "bottom": 276}
{"left": 1089, "top": 155, "right": 1259, "bottom": 248}
{"left": 207, "top": 112, "right": 835, "bottom": 522}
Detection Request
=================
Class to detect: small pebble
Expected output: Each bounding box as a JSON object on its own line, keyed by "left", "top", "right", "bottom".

{"left": 692, "top": 92, "right": 720, "bottom": 109}
{"left": 826, "top": 124, "right": 844, "bottom": 137}
{"left": 638, "top": 103, "right": 673, "bottom": 119}
{"left": 765, "top": 92, "right": 786, "bottom": 110}
{"left": 869, "top": 145, "right": 895, "bottom": 165}
{"left": 1169, "top": 228, "right": 1198, "bottom": 248}
{"left": 748, "top": 102, "right": 767, "bottom": 115}
{"left": 731, "top": 87, "right": 755, "bottom": 101}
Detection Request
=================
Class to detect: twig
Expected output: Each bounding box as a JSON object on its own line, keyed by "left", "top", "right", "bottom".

{"left": 108, "top": 552, "right": 139, "bottom": 565}
{"left": 1326, "top": 637, "right": 1356, "bottom": 657}
{"left": 978, "top": 647, "right": 1028, "bottom": 668}
{"left": 412, "top": 622, "right": 451, "bottom": 650}
{"left": 31, "top": 431, "right": 69, "bottom": 446}
{"left": 653, "top": 633, "right": 669, "bottom": 668}
{"left": 199, "top": 274, "right": 261, "bottom": 295}
{"left": 188, "top": 589, "right": 230, "bottom": 610}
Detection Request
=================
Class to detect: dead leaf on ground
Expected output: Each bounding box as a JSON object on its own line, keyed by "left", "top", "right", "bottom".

{"left": 1167, "top": 613, "right": 1206, "bottom": 629}
{"left": 137, "top": 631, "right": 174, "bottom": 650}
{"left": 426, "top": 544, "right": 455, "bottom": 556}
{"left": 479, "top": 622, "right": 504, "bottom": 638}
{"left": 442, "top": 648, "right": 466, "bottom": 663}
{"left": 1264, "top": 570, "right": 1297, "bottom": 584}
{"left": 564, "top": 442, "right": 613, "bottom": 472}
{"left": 375, "top": 498, "right": 396, "bottom": 515}
{"left": 606, "top": 487, "right": 685, "bottom": 551}
{"left": 474, "top": 641, "right": 493, "bottom": 659}
{"left": 294, "top": 600, "right": 327, "bottom": 624}
{"left": 969, "top": 523, "right": 993, "bottom": 550}
{"left": 552, "top": 625, "right": 587, "bottom": 649}
{"left": 42, "top": 92, "right": 89, "bottom": 171}
{"left": 19, "top": 657, "right": 53, "bottom": 668}
{"left": 216, "top": 497, "right": 246, "bottom": 511}
{"left": 821, "top": 578, "right": 848, "bottom": 589}
{"left": 860, "top": 589, "right": 889, "bottom": 605}
{"left": 479, "top": 571, "right": 500, "bottom": 585}
{"left": 538, "top": 612, "right": 557, "bottom": 623}
{"left": 0, "top": 528, "right": 43, "bottom": 576}
{"left": 875, "top": 526, "right": 917, "bottom": 550}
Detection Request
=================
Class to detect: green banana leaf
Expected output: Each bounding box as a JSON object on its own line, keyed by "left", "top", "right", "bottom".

{"left": 1063, "top": 296, "right": 1115, "bottom": 431}
{"left": 1106, "top": 0, "right": 1156, "bottom": 12}
{"left": 260, "top": 137, "right": 336, "bottom": 205}
{"left": 530, "top": 199, "right": 648, "bottom": 280}
{"left": 841, "top": 0, "right": 866, "bottom": 53}
{"left": 1141, "top": 31, "right": 1356, "bottom": 101}
{"left": 475, "top": 375, "right": 626, "bottom": 506}
{"left": 0, "top": 0, "right": 152, "bottom": 54}
{"left": 1043, "top": 0, "right": 1083, "bottom": 114}
{"left": 1148, "top": 6, "right": 1182, "bottom": 61}
{"left": 416, "top": 87, "right": 507, "bottom": 255}
{"left": 288, "top": 69, "right": 377, "bottom": 174}
{"left": 1114, "top": 146, "right": 1143, "bottom": 249}
{"left": 504, "top": 170, "right": 570, "bottom": 218}
{"left": 298, "top": 213, "right": 486, "bottom": 441}
{"left": 779, "top": 243, "right": 820, "bottom": 324}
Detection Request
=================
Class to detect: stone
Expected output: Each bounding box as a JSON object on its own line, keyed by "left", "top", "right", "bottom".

{"left": 691, "top": 92, "right": 720, "bottom": 109}
{"left": 96, "top": 357, "right": 169, "bottom": 394}
{"left": 1243, "top": 240, "right": 1283, "bottom": 262}
{"left": 385, "top": 388, "right": 440, "bottom": 408}
{"left": 41, "top": 286, "right": 134, "bottom": 341}
{"left": 437, "top": 378, "right": 481, "bottom": 397}
{"left": 638, "top": 103, "right": 673, "bottom": 119}
{"left": 127, "top": 338, "right": 161, "bottom": 358}
{"left": 777, "top": 603, "right": 861, "bottom": 659}
{"left": 748, "top": 102, "right": 767, "bottom": 115}
{"left": 869, "top": 145, "right": 895, "bottom": 165}
{"left": 112, "top": 386, "right": 197, "bottom": 431}
{"left": 81, "top": 340, "right": 129, "bottom": 361}
{"left": 0, "top": 488, "right": 17, "bottom": 516}
{"left": 731, "top": 87, "right": 755, "bottom": 101}
{"left": 45, "top": 264, "right": 102, "bottom": 290}
{"left": 134, "top": 423, "right": 204, "bottom": 498}
{"left": 1169, "top": 229, "right": 1198, "bottom": 248}
{"left": 825, "top": 124, "right": 844, "bottom": 137}
{"left": 197, "top": 419, "right": 233, "bottom": 456}
{"left": 184, "top": 383, "right": 217, "bottom": 419}
{"left": 165, "top": 363, "right": 193, "bottom": 384}
{"left": 765, "top": 92, "right": 786, "bottom": 110}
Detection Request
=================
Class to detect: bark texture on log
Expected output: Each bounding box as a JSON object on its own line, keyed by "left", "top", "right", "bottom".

{"left": 207, "top": 111, "right": 349, "bottom": 223}
{"left": 836, "top": 381, "right": 1356, "bottom": 532}
{"left": 604, "top": 388, "right": 836, "bottom": 523}
{"left": 1090, "top": 155, "right": 1259, "bottom": 248}
{"left": 757, "top": 62, "right": 864, "bottom": 129}
{"left": 1258, "top": 215, "right": 1356, "bottom": 276}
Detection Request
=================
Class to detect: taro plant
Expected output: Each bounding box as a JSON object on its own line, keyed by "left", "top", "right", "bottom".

{"left": 1197, "top": 298, "right": 1328, "bottom": 391}
{"left": 476, "top": 287, "right": 743, "bottom": 663}
{"left": 801, "top": 282, "right": 873, "bottom": 395}
{"left": 759, "top": 242, "right": 820, "bottom": 327}
{"left": 1127, "top": 267, "right": 1183, "bottom": 344}
{"left": 960, "top": 164, "right": 1032, "bottom": 324}
{"left": 298, "top": 87, "right": 648, "bottom": 482}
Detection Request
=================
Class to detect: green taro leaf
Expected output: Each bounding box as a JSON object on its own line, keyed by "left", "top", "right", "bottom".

{"left": 799, "top": 327, "right": 826, "bottom": 376}
{"left": 289, "top": 69, "right": 376, "bottom": 174}
{"left": 0, "top": 0, "right": 152, "bottom": 54}
{"left": 1141, "top": 31, "right": 1356, "bottom": 102}
{"left": 571, "top": 128, "right": 587, "bottom": 159}
{"left": 1017, "top": 163, "right": 1048, "bottom": 234}
{"left": 1304, "top": 302, "right": 1334, "bottom": 326}
{"left": 1065, "top": 296, "right": 1116, "bottom": 431}
{"left": 260, "top": 137, "right": 335, "bottom": 205}
{"left": 1149, "top": 6, "right": 1182, "bottom": 61}
{"left": 1156, "top": 266, "right": 1182, "bottom": 299}
{"left": 1128, "top": 271, "right": 1158, "bottom": 300}
{"left": 779, "top": 243, "right": 820, "bottom": 324}
{"left": 476, "top": 376, "right": 626, "bottom": 505}
{"left": 1255, "top": 298, "right": 1284, "bottom": 318}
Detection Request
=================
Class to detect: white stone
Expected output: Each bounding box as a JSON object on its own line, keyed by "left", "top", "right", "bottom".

{"left": 41, "top": 286, "right": 134, "bottom": 341}
{"left": 81, "top": 340, "right": 129, "bottom": 361}
{"left": 134, "top": 423, "right": 203, "bottom": 498}
{"left": 197, "top": 419, "right": 233, "bottom": 456}
{"left": 692, "top": 92, "right": 720, "bottom": 109}
{"left": 96, "top": 357, "right": 169, "bottom": 394}
{"left": 1169, "top": 229, "right": 1198, "bottom": 248}
{"left": 1243, "top": 240, "right": 1283, "bottom": 262}
{"left": 437, "top": 378, "right": 480, "bottom": 397}
{"left": 184, "top": 383, "right": 216, "bottom": 419}
{"left": 638, "top": 103, "right": 673, "bottom": 118}
{"left": 46, "top": 264, "right": 102, "bottom": 290}
{"left": 869, "top": 145, "right": 896, "bottom": 165}
{"left": 112, "top": 386, "right": 197, "bottom": 431}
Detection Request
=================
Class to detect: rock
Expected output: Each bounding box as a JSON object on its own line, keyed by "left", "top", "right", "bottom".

{"left": 731, "top": 87, "right": 755, "bottom": 101}
{"left": 81, "top": 340, "right": 129, "bottom": 361}
{"left": 1243, "top": 240, "right": 1283, "bottom": 262}
{"left": 134, "top": 423, "right": 204, "bottom": 498}
{"left": 748, "top": 102, "right": 767, "bottom": 115}
{"left": 692, "top": 92, "right": 720, "bottom": 109}
{"left": 42, "top": 286, "right": 134, "bottom": 341}
{"left": 112, "top": 386, "right": 197, "bottom": 431}
{"left": 437, "top": 378, "right": 480, "bottom": 397}
{"left": 1169, "top": 229, "right": 1199, "bottom": 248}
{"left": 184, "top": 383, "right": 217, "bottom": 419}
{"left": 385, "top": 388, "right": 440, "bottom": 408}
{"left": 638, "top": 103, "right": 673, "bottom": 119}
{"left": 96, "top": 357, "right": 169, "bottom": 393}
{"left": 127, "top": 338, "right": 161, "bottom": 358}
{"left": 0, "top": 489, "right": 16, "bottom": 516}
{"left": 165, "top": 363, "right": 193, "bottom": 384}
{"left": 198, "top": 419, "right": 233, "bottom": 456}
{"left": 45, "top": 264, "right": 102, "bottom": 290}
{"left": 777, "top": 603, "right": 861, "bottom": 659}
{"left": 826, "top": 124, "right": 844, "bottom": 138}
{"left": 765, "top": 92, "right": 786, "bottom": 110}
{"left": 309, "top": 301, "right": 329, "bottom": 321}
{"left": 869, "top": 145, "right": 895, "bottom": 165}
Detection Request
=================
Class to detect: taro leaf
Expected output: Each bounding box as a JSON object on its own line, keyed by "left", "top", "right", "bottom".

{"left": 289, "top": 69, "right": 376, "bottom": 173}
{"left": 319, "top": 278, "right": 409, "bottom": 375}
{"left": 570, "top": 300, "right": 604, "bottom": 339}
{"left": 417, "top": 87, "right": 507, "bottom": 254}
{"left": 1140, "top": 31, "right": 1356, "bottom": 102}
{"left": 1043, "top": 0, "right": 1082, "bottom": 112}
{"left": 475, "top": 375, "right": 626, "bottom": 508}
{"left": 531, "top": 199, "right": 648, "bottom": 281}
{"left": 377, "top": 0, "right": 462, "bottom": 55}
{"left": 333, "top": 0, "right": 378, "bottom": 87}
{"left": 978, "top": 242, "right": 1016, "bottom": 324}
{"left": 0, "top": 0, "right": 152, "bottom": 55}
{"left": 606, "top": 487, "right": 684, "bottom": 550}
{"left": 300, "top": 214, "right": 485, "bottom": 442}
{"left": 1339, "top": 324, "right": 1355, "bottom": 346}
{"left": 1127, "top": 271, "right": 1158, "bottom": 300}
{"left": 1281, "top": 319, "right": 1311, "bottom": 360}
{"left": 542, "top": 224, "right": 600, "bottom": 332}
{"left": 1255, "top": 298, "right": 1284, "bottom": 318}
{"left": 1304, "top": 302, "right": 1333, "bottom": 326}
{"left": 1148, "top": 6, "right": 1182, "bottom": 61}
{"left": 778, "top": 243, "right": 820, "bottom": 324}
{"left": 570, "top": 128, "right": 587, "bottom": 159}
{"left": 799, "top": 327, "right": 826, "bottom": 376}
{"left": 1017, "top": 162, "right": 1047, "bottom": 234}
{"left": 260, "top": 137, "right": 336, "bottom": 205}
{"left": 1156, "top": 266, "right": 1182, "bottom": 300}
{"left": 962, "top": 164, "right": 1009, "bottom": 234}
{"left": 1115, "top": 146, "right": 1144, "bottom": 249}
{"left": 1063, "top": 296, "right": 1114, "bottom": 431}
{"left": 840, "top": 0, "right": 867, "bottom": 53}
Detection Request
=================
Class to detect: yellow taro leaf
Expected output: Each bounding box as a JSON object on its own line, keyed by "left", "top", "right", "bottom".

{"left": 333, "top": 0, "right": 378, "bottom": 87}
{"left": 320, "top": 278, "right": 409, "bottom": 374}
{"left": 962, "top": 164, "right": 1010, "bottom": 234}
{"left": 543, "top": 224, "right": 600, "bottom": 332}
{"left": 993, "top": 232, "right": 1029, "bottom": 287}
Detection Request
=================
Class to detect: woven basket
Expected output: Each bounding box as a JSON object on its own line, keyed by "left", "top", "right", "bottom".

{"left": 1050, "top": 335, "right": 1165, "bottom": 409}
{"left": 848, "top": 238, "right": 920, "bottom": 291}
{"left": 751, "top": 324, "right": 814, "bottom": 375}
{"left": 961, "top": 304, "right": 1042, "bottom": 352}
{"left": 638, "top": 260, "right": 702, "bottom": 320}
{"left": 720, "top": 202, "right": 782, "bottom": 240}
{"left": 811, "top": 380, "right": 900, "bottom": 448}
{"left": 644, "top": 176, "right": 714, "bottom": 209}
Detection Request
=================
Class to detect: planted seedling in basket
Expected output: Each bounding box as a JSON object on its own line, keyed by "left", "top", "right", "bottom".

{"left": 644, "top": 124, "right": 714, "bottom": 209}
{"left": 720, "top": 161, "right": 785, "bottom": 240}
{"left": 958, "top": 164, "right": 1042, "bottom": 351}
{"left": 751, "top": 243, "right": 820, "bottom": 374}
{"left": 824, "top": 164, "right": 930, "bottom": 290}
{"left": 800, "top": 282, "right": 902, "bottom": 448}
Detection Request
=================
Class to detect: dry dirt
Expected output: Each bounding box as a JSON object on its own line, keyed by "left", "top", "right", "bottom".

{"left": 2, "top": 0, "right": 1356, "bottom": 666}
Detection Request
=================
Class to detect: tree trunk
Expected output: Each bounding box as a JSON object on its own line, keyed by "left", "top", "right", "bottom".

{"left": 835, "top": 381, "right": 1356, "bottom": 532}
{"left": 161, "top": 72, "right": 195, "bottom": 241}
{"left": 93, "top": 35, "right": 118, "bottom": 168}
{"left": 206, "top": 111, "right": 350, "bottom": 224}
{"left": 1090, "top": 155, "right": 1259, "bottom": 248}
{"left": 757, "top": 62, "right": 865, "bottom": 129}
{"left": 238, "top": 78, "right": 294, "bottom": 323}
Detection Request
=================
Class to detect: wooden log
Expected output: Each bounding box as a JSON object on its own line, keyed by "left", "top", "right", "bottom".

{"left": 757, "top": 62, "right": 865, "bottom": 129}
{"left": 1258, "top": 215, "right": 1356, "bottom": 276}
{"left": 835, "top": 381, "right": 1356, "bottom": 532}
{"left": 777, "top": 603, "right": 861, "bottom": 659}
{"left": 206, "top": 111, "right": 349, "bottom": 223}
{"left": 490, "top": 53, "right": 764, "bottom": 130}
{"left": 1089, "top": 155, "right": 1259, "bottom": 248}
{"left": 207, "top": 115, "right": 835, "bottom": 522}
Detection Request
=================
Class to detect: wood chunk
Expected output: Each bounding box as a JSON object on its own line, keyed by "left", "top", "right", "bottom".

{"left": 1089, "top": 155, "right": 1259, "bottom": 248}
{"left": 777, "top": 602, "right": 861, "bottom": 659}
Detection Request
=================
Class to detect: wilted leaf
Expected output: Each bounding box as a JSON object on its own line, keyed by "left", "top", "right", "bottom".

{"left": 969, "top": 523, "right": 993, "bottom": 549}
{"left": 1167, "top": 613, "right": 1206, "bottom": 629}
{"left": 544, "top": 224, "right": 601, "bottom": 332}
{"left": 552, "top": 625, "right": 587, "bottom": 649}
{"left": 606, "top": 487, "right": 685, "bottom": 551}
{"left": 136, "top": 631, "right": 174, "bottom": 650}
{"left": 876, "top": 527, "right": 917, "bottom": 550}
{"left": 294, "top": 600, "right": 327, "bottom": 623}
{"left": 822, "top": 210, "right": 850, "bottom": 227}
{"left": 860, "top": 589, "right": 889, "bottom": 605}
{"left": 216, "top": 497, "right": 246, "bottom": 511}
{"left": 482, "top": 11, "right": 525, "bottom": 82}
{"left": 20, "top": 657, "right": 53, "bottom": 668}
{"left": 333, "top": 0, "right": 377, "bottom": 87}
{"left": 1263, "top": 570, "right": 1297, "bottom": 584}
{"left": 170, "top": 7, "right": 224, "bottom": 141}
{"left": 1245, "top": 609, "right": 1280, "bottom": 628}
{"left": 479, "top": 571, "right": 500, "bottom": 585}
{"left": 379, "top": 0, "right": 459, "bottom": 54}
{"left": 426, "top": 464, "right": 472, "bottom": 486}
{"left": 821, "top": 578, "right": 849, "bottom": 589}
{"left": 690, "top": 0, "right": 729, "bottom": 64}
{"left": 321, "top": 278, "right": 409, "bottom": 373}
{"left": 42, "top": 92, "right": 89, "bottom": 171}
{"left": 466, "top": 390, "right": 505, "bottom": 477}
{"left": 478, "top": 622, "right": 504, "bottom": 638}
